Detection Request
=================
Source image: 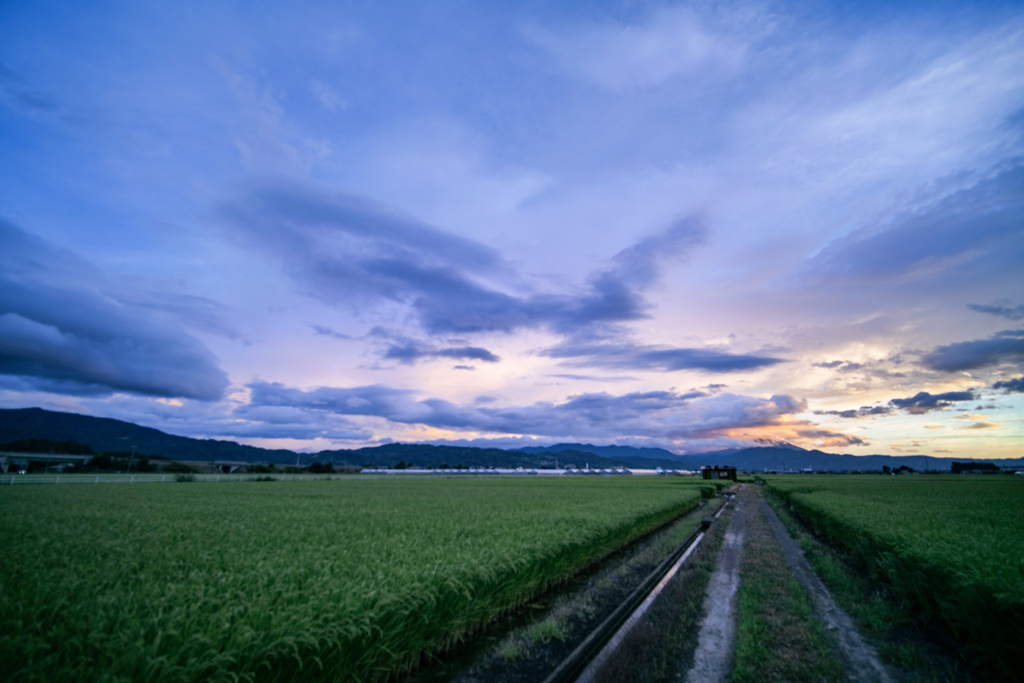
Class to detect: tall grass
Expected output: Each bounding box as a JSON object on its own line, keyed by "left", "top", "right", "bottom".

{"left": 764, "top": 475, "right": 1024, "bottom": 678}
{"left": 0, "top": 477, "right": 704, "bottom": 682}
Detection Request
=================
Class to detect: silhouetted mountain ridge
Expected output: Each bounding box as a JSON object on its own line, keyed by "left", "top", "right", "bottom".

{"left": 3, "top": 407, "right": 1022, "bottom": 471}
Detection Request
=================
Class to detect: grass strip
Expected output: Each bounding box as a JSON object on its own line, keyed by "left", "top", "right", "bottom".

{"left": 763, "top": 488, "right": 975, "bottom": 681}
{"left": 731, "top": 492, "right": 844, "bottom": 683}
{"left": 764, "top": 476, "right": 1024, "bottom": 679}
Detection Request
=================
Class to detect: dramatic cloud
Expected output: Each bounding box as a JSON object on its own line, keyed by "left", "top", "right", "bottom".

{"left": 247, "top": 380, "right": 805, "bottom": 441}
{"left": 888, "top": 390, "right": 977, "bottom": 414}
{"left": 968, "top": 302, "right": 1024, "bottom": 321}
{"left": 993, "top": 376, "right": 1024, "bottom": 393}
{"left": 802, "top": 164, "right": 1024, "bottom": 291}
{"left": 219, "top": 181, "right": 704, "bottom": 335}
{"left": 0, "top": 221, "right": 228, "bottom": 400}
{"left": 921, "top": 329, "right": 1024, "bottom": 372}
{"left": 544, "top": 340, "right": 784, "bottom": 373}
{"left": 3, "top": 2, "right": 1023, "bottom": 457}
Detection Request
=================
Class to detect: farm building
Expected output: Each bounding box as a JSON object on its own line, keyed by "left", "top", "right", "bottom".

{"left": 701, "top": 465, "right": 737, "bottom": 481}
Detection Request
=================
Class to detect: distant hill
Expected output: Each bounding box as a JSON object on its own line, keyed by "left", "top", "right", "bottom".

{"left": 319, "top": 445, "right": 667, "bottom": 469}
{"left": 519, "top": 442, "right": 682, "bottom": 462}
{"left": 0, "top": 407, "right": 298, "bottom": 464}
{"left": 3, "top": 407, "right": 1022, "bottom": 472}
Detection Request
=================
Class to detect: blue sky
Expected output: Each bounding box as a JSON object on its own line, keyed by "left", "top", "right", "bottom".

{"left": 2, "top": 0, "right": 1022, "bottom": 458}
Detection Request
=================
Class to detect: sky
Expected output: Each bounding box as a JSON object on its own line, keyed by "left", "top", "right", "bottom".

{"left": 1, "top": 0, "right": 1023, "bottom": 459}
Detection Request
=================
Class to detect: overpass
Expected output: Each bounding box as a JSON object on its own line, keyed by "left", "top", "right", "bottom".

{"left": 0, "top": 452, "right": 94, "bottom": 473}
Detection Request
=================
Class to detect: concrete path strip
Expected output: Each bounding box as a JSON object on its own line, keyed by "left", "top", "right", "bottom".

{"left": 684, "top": 490, "right": 747, "bottom": 683}
{"left": 761, "top": 497, "right": 892, "bottom": 683}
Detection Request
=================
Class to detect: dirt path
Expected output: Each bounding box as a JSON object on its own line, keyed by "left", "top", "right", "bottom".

{"left": 684, "top": 488, "right": 747, "bottom": 683}
{"left": 760, "top": 494, "right": 892, "bottom": 683}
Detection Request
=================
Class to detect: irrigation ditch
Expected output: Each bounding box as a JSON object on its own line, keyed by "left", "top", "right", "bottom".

{"left": 403, "top": 484, "right": 933, "bottom": 683}
{"left": 401, "top": 488, "right": 737, "bottom": 683}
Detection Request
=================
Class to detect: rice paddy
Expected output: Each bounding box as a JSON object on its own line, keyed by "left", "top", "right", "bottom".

{"left": 763, "top": 475, "right": 1024, "bottom": 677}
{"left": 0, "top": 476, "right": 709, "bottom": 682}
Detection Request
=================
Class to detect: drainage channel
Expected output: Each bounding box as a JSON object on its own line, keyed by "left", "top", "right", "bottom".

{"left": 549, "top": 499, "right": 732, "bottom": 683}
{"left": 403, "top": 493, "right": 732, "bottom": 683}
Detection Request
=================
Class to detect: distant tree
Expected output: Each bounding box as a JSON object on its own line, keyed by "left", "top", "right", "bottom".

{"left": 951, "top": 462, "right": 1000, "bottom": 474}
{"left": 2, "top": 439, "right": 95, "bottom": 455}
{"left": 91, "top": 453, "right": 115, "bottom": 470}
{"left": 309, "top": 461, "right": 334, "bottom": 473}
{"left": 163, "top": 461, "right": 198, "bottom": 473}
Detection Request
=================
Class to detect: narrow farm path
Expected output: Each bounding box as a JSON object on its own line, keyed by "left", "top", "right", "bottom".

{"left": 760, "top": 493, "right": 893, "bottom": 683}
{"left": 683, "top": 485, "right": 748, "bottom": 683}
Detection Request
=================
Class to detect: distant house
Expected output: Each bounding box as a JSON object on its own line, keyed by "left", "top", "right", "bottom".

{"left": 214, "top": 461, "right": 251, "bottom": 474}
{"left": 701, "top": 465, "right": 737, "bottom": 481}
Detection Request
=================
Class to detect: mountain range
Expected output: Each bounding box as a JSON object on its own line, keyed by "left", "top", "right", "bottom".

{"left": 2, "top": 407, "right": 1020, "bottom": 472}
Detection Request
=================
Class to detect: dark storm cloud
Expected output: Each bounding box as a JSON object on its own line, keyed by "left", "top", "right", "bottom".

{"left": 921, "top": 329, "right": 1024, "bottom": 372}
{"left": 888, "top": 390, "right": 977, "bottom": 414}
{"left": 543, "top": 341, "right": 784, "bottom": 373}
{"left": 993, "top": 376, "right": 1024, "bottom": 393}
{"left": 802, "top": 164, "right": 1024, "bottom": 288}
{"left": 218, "top": 181, "right": 705, "bottom": 335}
{"left": 968, "top": 302, "right": 1024, "bottom": 321}
{"left": 247, "top": 380, "right": 804, "bottom": 439}
{"left": 0, "top": 220, "right": 228, "bottom": 399}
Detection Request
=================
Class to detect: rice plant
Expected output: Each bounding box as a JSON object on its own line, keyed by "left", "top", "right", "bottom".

{"left": 764, "top": 475, "right": 1024, "bottom": 678}
{"left": 0, "top": 476, "right": 706, "bottom": 682}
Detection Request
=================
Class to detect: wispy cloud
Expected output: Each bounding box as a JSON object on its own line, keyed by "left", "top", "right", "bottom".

{"left": 543, "top": 340, "right": 784, "bottom": 373}
{"left": 968, "top": 302, "right": 1024, "bottom": 321}
{"left": 219, "top": 181, "right": 707, "bottom": 336}
{"left": 801, "top": 163, "right": 1024, "bottom": 291}
{"left": 525, "top": 5, "right": 746, "bottom": 91}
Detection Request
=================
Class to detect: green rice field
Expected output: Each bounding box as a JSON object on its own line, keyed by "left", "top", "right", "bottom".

{"left": 0, "top": 476, "right": 715, "bottom": 682}
{"left": 764, "top": 475, "right": 1024, "bottom": 677}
